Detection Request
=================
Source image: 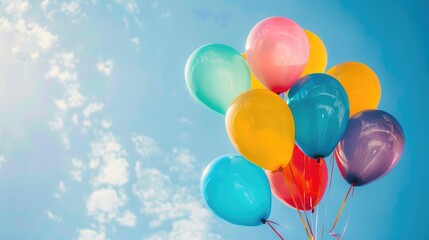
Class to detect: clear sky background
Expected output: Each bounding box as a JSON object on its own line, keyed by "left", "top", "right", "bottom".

{"left": 0, "top": 0, "right": 427, "bottom": 239}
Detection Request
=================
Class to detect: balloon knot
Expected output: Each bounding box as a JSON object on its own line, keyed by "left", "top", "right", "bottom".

{"left": 261, "top": 219, "right": 267, "bottom": 224}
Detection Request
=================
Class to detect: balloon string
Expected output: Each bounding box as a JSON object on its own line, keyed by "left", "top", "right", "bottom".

{"left": 284, "top": 175, "right": 312, "bottom": 239}
{"left": 321, "top": 156, "right": 335, "bottom": 240}
{"left": 286, "top": 165, "right": 314, "bottom": 240}
{"left": 314, "top": 157, "right": 323, "bottom": 240}
{"left": 331, "top": 186, "right": 354, "bottom": 240}
{"left": 329, "top": 184, "right": 355, "bottom": 238}
{"left": 289, "top": 164, "right": 315, "bottom": 238}
{"left": 263, "top": 219, "right": 285, "bottom": 240}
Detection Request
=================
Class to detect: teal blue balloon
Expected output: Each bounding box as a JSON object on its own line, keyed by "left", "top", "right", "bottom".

{"left": 185, "top": 44, "right": 251, "bottom": 115}
{"left": 201, "top": 154, "right": 271, "bottom": 226}
{"left": 286, "top": 73, "right": 350, "bottom": 158}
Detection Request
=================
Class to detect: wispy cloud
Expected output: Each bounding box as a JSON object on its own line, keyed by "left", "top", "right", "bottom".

{"left": 132, "top": 161, "right": 221, "bottom": 239}
{"left": 83, "top": 102, "right": 104, "bottom": 118}
{"left": 90, "top": 132, "right": 129, "bottom": 187}
{"left": 179, "top": 117, "right": 192, "bottom": 124}
{"left": 86, "top": 187, "right": 127, "bottom": 225}
{"left": 77, "top": 229, "right": 106, "bottom": 240}
{"left": 0, "top": 155, "right": 4, "bottom": 169}
{"left": 71, "top": 158, "right": 85, "bottom": 182}
{"left": 5, "top": 0, "right": 30, "bottom": 17}
{"left": 96, "top": 60, "right": 114, "bottom": 76}
{"left": 46, "top": 51, "right": 85, "bottom": 148}
{"left": 114, "top": 0, "right": 139, "bottom": 14}
{"left": 132, "top": 135, "right": 161, "bottom": 159}
{"left": 130, "top": 37, "right": 140, "bottom": 52}
{"left": 0, "top": 15, "right": 58, "bottom": 61}
{"left": 46, "top": 209, "right": 62, "bottom": 222}
{"left": 168, "top": 147, "right": 197, "bottom": 178}
{"left": 116, "top": 210, "right": 137, "bottom": 227}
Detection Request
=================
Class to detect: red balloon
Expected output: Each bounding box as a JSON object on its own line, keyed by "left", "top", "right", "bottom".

{"left": 267, "top": 145, "right": 328, "bottom": 211}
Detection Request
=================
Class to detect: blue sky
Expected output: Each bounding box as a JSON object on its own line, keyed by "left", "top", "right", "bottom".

{"left": 0, "top": 0, "right": 427, "bottom": 239}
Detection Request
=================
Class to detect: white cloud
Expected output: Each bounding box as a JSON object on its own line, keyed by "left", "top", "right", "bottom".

{"left": 61, "top": 1, "right": 80, "bottom": 15}
{"left": 115, "top": 0, "right": 139, "bottom": 13}
{"left": 54, "top": 180, "right": 67, "bottom": 198}
{"left": 169, "top": 147, "right": 197, "bottom": 179}
{"left": 94, "top": 157, "right": 128, "bottom": 187}
{"left": 71, "top": 158, "right": 85, "bottom": 182}
{"left": 132, "top": 135, "right": 161, "bottom": 159}
{"left": 41, "top": 0, "right": 50, "bottom": 11}
{"left": 90, "top": 132, "right": 129, "bottom": 186}
{"left": 83, "top": 102, "right": 104, "bottom": 118}
{"left": 86, "top": 188, "right": 127, "bottom": 225}
{"left": 61, "top": 1, "right": 87, "bottom": 23}
{"left": 77, "top": 229, "right": 106, "bottom": 240}
{"left": 130, "top": 37, "right": 140, "bottom": 51}
{"left": 0, "top": 156, "right": 4, "bottom": 169}
{"left": 6, "top": 0, "right": 30, "bottom": 17}
{"left": 71, "top": 114, "right": 79, "bottom": 125}
{"left": 132, "top": 163, "right": 221, "bottom": 239}
{"left": 49, "top": 115, "right": 64, "bottom": 130}
{"left": 0, "top": 16, "right": 58, "bottom": 60}
{"left": 45, "top": 51, "right": 85, "bottom": 148}
{"left": 96, "top": 60, "right": 114, "bottom": 76}
{"left": 179, "top": 117, "right": 192, "bottom": 124}
{"left": 58, "top": 181, "right": 67, "bottom": 193}
{"left": 116, "top": 210, "right": 137, "bottom": 227}
{"left": 46, "top": 210, "right": 61, "bottom": 222}
{"left": 46, "top": 52, "right": 77, "bottom": 83}
{"left": 100, "top": 120, "right": 112, "bottom": 129}
{"left": 41, "top": 0, "right": 55, "bottom": 20}
{"left": 64, "top": 83, "right": 86, "bottom": 108}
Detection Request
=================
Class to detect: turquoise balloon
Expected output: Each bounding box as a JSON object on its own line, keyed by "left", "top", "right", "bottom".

{"left": 201, "top": 154, "right": 271, "bottom": 226}
{"left": 286, "top": 73, "right": 350, "bottom": 158}
{"left": 185, "top": 44, "right": 251, "bottom": 115}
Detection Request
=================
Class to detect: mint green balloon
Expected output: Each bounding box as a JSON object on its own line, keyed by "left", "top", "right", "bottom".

{"left": 185, "top": 44, "right": 251, "bottom": 115}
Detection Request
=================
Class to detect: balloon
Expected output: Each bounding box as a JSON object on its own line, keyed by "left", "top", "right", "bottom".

{"left": 286, "top": 73, "right": 349, "bottom": 158}
{"left": 267, "top": 145, "right": 328, "bottom": 211}
{"left": 241, "top": 53, "right": 266, "bottom": 90}
{"left": 334, "top": 110, "right": 405, "bottom": 186}
{"left": 245, "top": 16, "right": 309, "bottom": 93}
{"left": 185, "top": 44, "right": 251, "bottom": 115}
{"left": 201, "top": 154, "right": 271, "bottom": 226}
{"left": 301, "top": 30, "right": 328, "bottom": 76}
{"left": 326, "top": 62, "right": 381, "bottom": 116}
{"left": 226, "top": 89, "right": 295, "bottom": 171}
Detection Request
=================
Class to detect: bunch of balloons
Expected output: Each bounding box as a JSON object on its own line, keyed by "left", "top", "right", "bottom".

{"left": 185, "top": 16, "right": 405, "bottom": 237}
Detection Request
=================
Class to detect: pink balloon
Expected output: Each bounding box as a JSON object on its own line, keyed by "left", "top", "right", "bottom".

{"left": 245, "top": 17, "right": 309, "bottom": 93}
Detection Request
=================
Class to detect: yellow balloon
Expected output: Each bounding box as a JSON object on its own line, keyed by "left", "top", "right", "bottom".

{"left": 241, "top": 53, "right": 266, "bottom": 90}
{"left": 326, "top": 62, "right": 381, "bottom": 116}
{"left": 301, "top": 30, "right": 328, "bottom": 76}
{"left": 225, "top": 89, "right": 295, "bottom": 171}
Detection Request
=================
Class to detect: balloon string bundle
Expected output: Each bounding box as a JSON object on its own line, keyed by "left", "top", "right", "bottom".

{"left": 321, "top": 156, "right": 336, "bottom": 239}
{"left": 262, "top": 219, "right": 285, "bottom": 240}
{"left": 329, "top": 183, "right": 355, "bottom": 239}
{"left": 285, "top": 165, "right": 315, "bottom": 240}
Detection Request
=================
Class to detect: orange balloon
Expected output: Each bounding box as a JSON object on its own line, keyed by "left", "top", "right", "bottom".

{"left": 301, "top": 30, "right": 328, "bottom": 76}
{"left": 225, "top": 89, "right": 295, "bottom": 171}
{"left": 327, "top": 62, "right": 381, "bottom": 116}
{"left": 242, "top": 53, "right": 266, "bottom": 90}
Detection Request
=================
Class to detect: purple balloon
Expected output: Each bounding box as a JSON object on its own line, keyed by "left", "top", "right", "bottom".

{"left": 335, "top": 110, "right": 405, "bottom": 186}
